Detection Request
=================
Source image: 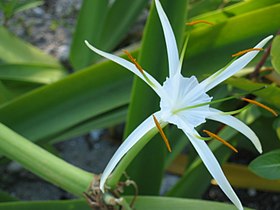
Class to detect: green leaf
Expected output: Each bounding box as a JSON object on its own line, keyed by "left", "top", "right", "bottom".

{"left": 49, "top": 106, "right": 127, "bottom": 143}
{"left": 249, "top": 149, "right": 280, "bottom": 180}
{"left": 0, "top": 64, "right": 66, "bottom": 84}
{"left": 0, "top": 56, "right": 132, "bottom": 142}
{"left": 185, "top": 3, "right": 280, "bottom": 78}
{"left": 1, "top": 0, "right": 17, "bottom": 19}
{"left": 189, "top": 0, "right": 279, "bottom": 24}
{"left": 130, "top": 196, "right": 252, "bottom": 210}
{"left": 0, "top": 27, "right": 61, "bottom": 67}
{"left": 70, "top": 0, "right": 148, "bottom": 70}
{"left": 0, "top": 191, "right": 17, "bottom": 202}
{"left": 271, "top": 35, "right": 280, "bottom": 74}
{"left": 275, "top": 118, "right": 280, "bottom": 141}
{"left": 0, "top": 123, "right": 93, "bottom": 196}
{"left": 0, "top": 197, "right": 253, "bottom": 210}
{"left": 124, "top": 0, "right": 188, "bottom": 195}
{"left": 69, "top": 0, "right": 109, "bottom": 70}
{"left": 226, "top": 77, "right": 280, "bottom": 109}
{"left": 188, "top": 0, "right": 224, "bottom": 18}
{"left": 13, "top": 0, "right": 43, "bottom": 14}
{"left": 99, "top": 0, "right": 149, "bottom": 50}
{"left": 0, "top": 200, "right": 90, "bottom": 210}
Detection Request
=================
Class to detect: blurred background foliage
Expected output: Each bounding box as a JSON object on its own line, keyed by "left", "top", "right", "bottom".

{"left": 0, "top": 0, "right": 279, "bottom": 209}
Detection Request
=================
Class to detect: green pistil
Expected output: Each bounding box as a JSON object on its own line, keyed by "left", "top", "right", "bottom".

{"left": 195, "top": 135, "right": 212, "bottom": 141}
{"left": 222, "top": 105, "right": 251, "bottom": 115}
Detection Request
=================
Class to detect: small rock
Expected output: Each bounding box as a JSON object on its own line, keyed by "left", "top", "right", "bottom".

{"left": 248, "top": 188, "right": 257, "bottom": 197}
{"left": 33, "top": 7, "right": 45, "bottom": 17}
{"left": 7, "top": 161, "right": 22, "bottom": 173}
{"left": 57, "top": 44, "right": 69, "bottom": 61}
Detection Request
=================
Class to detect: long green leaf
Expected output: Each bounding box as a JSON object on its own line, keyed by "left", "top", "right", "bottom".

{"left": 249, "top": 149, "right": 280, "bottom": 180}
{"left": 271, "top": 35, "right": 280, "bottom": 74}
{"left": 99, "top": 0, "right": 149, "bottom": 50}
{"left": 0, "top": 27, "right": 61, "bottom": 67}
{"left": 189, "top": 0, "right": 279, "bottom": 23}
{"left": 184, "top": 3, "right": 280, "bottom": 78}
{"left": 226, "top": 77, "right": 280, "bottom": 109}
{"left": 69, "top": 0, "right": 109, "bottom": 70}
{"left": 0, "top": 196, "right": 252, "bottom": 210}
{"left": 0, "top": 64, "right": 66, "bottom": 84}
{"left": 13, "top": 0, "right": 43, "bottom": 14}
{"left": 70, "top": 0, "right": 148, "bottom": 70}
{"left": 49, "top": 106, "right": 127, "bottom": 143}
{"left": 0, "top": 58, "right": 132, "bottom": 142}
{"left": 0, "top": 123, "right": 93, "bottom": 196}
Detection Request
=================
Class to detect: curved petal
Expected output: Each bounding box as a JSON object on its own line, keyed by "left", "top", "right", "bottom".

{"left": 155, "top": 0, "right": 180, "bottom": 77}
{"left": 85, "top": 41, "right": 162, "bottom": 96}
{"left": 177, "top": 120, "right": 243, "bottom": 210}
{"left": 100, "top": 112, "right": 162, "bottom": 192}
{"left": 200, "top": 35, "right": 273, "bottom": 92}
{"left": 207, "top": 108, "right": 262, "bottom": 153}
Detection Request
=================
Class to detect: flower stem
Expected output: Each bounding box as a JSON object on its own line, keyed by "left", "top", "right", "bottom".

{"left": 106, "top": 123, "right": 167, "bottom": 189}
{"left": 0, "top": 123, "right": 94, "bottom": 196}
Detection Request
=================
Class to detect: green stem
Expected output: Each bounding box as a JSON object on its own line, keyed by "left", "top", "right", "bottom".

{"left": 0, "top": 123, "right": 94, "bottom": 196}
{"left": 118, "top": 197, "right": 133, "bottom": 210}
{"left": 106, "top": 123, "right": 167, "bottom": 189}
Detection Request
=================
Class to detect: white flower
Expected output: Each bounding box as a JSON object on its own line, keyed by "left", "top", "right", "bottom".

{"left": 85, "top": 0, "right": 273, "bottom": 209}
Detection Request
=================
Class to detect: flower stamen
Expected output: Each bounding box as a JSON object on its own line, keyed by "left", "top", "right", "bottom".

{"left": 232, "top": 48, "right": 263, "bottom": 57}
{"left": 186, "top": 20, "right": 214, "bottom": 26}
{"left": 241, "top": 97, "right": 278, "bottom": 116}
{"left": 123, "top": 49, "right": 156, "bottom": 88}
{"left": 123, "top": 50, "right": 144, "bottom": 74}
{"left": 203, "top": 130, "right": 238, "bottom": 153}
{"left": 153, "top": 115, "right": 172, "bottom": 152}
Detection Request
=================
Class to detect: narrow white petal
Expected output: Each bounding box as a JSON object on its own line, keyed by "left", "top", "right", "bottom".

{"left": 187, "top": 132, "right": 243, "bottom": 210}
{"left": 85, "top": 40, "right": 162, "bottom": 95}
{"left": 155, "top": 0, "right": 180, "bottom": 77}
{"left": 207, "top": 108, "right": 262, "bottom": 153}
{"left": 178, "top": 121, "right": 243, "bottom": 210}
{"left": 200, "top": 35, "right": 273, "bottom": 92}
{"left": 100, "top": 112, "right": 162, "bottom": 192}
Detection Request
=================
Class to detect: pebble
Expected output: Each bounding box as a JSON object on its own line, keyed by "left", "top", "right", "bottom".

{"left": 7, "top": 161, "right": 22, "bottom": 173}
{"left": 248, "top": 188, "right": 257, "bottom": 197}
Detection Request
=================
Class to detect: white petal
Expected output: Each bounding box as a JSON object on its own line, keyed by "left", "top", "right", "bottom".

{"left": 207, "top": 108, "right": 262, "bottom": 153}
{"left": 85, "top": 40, "right": 162, "bottom": 95}
{"left": 187, "top": 133, "right": 243, "bottom": 210}
{"left": 100, "top": 112, "right": 162, "bottom": 192}
{"left": 155, "top": 0, "right": 180, "bottom": 77}
{"left": 177, "top": 120, "right": 243, "bottom": 210}
{"left": 200, "top": 35, "right": 273, "bottom": 92}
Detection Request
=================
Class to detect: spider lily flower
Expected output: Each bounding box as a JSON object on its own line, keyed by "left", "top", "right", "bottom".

{"left": 85, "top": 0, "right": 273, "bottom": 209}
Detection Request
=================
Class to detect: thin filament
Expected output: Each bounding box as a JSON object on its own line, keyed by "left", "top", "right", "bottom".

{"left": 123, "top": 50, "right": 144, "bottom": 74}
{"left": 203, "top": 130, "right": 238, "bottom": 153}
{"left": 241, "top": 98, "right": 278, "bottom": 116}
{"left": 232, "top": 48, "right": 263, "bottom": 57}
{"left": 186, "top": 20, "right": 214, "bottom": 26}
{"left": 153, "top": 115, "right": 172, "bottom": 152}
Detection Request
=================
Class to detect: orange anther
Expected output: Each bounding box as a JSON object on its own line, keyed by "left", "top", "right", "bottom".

{"left": 123, "top": 50, "right": 144, "bottom": 74}
{"left": 203, "top": 130, "right": 238, "bottom": 153}
{"left": 186, "top": 20, "right": 214, "bottom": 26}
{"left": 153, "top": 115, "right": 172, "bottom": 152}
{"left": 241, "top": 97, "right": 278, "bottom": 117}
{"left": 232, "top": 48, "right": 263, "bottom": 57}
